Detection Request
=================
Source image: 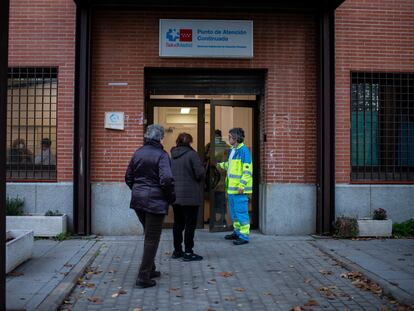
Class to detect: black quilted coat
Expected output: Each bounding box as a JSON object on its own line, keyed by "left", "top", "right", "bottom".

{"left": 125, "top": 139, "right": 175, "bottom": 214}
{"left": 171, "top": 145, "right": 205, "bottom": 206}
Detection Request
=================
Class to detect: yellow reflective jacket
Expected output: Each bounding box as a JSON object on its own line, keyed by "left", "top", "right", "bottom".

{"left": 218, "top": 143, "right": 253, "bottom": 194}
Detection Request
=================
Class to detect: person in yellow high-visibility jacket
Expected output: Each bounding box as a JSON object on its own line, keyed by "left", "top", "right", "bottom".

{"left": 217, "top": 128, "right": 253, "bottom": 245}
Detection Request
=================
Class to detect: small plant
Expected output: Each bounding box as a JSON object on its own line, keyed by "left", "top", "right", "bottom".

{"left": 392, "top": 219, "right": 414, "bottom": 237}
{"left": 45, "top": 209, "right": 63, "bottom": 216}
{"left": 54, "top": 232, "right": 72, "bottom": 241}
{"left": 6, "top": 196, "right": 25, "bottom": 216}
{"left": 333, "top": 216, "right": 359, "bottom": 238}
{"left": 373, "top": 208, "right": 387, "bottom": 220}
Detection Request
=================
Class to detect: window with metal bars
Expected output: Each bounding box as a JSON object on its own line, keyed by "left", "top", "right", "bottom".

{"left": 7, "top": 67, "right": 58, "bottom": 180}
{"left": 351, "top": 72, "right": 414, "bottom": 181}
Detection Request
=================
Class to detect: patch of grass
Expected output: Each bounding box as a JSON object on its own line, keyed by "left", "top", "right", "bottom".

{"left": 54, "top": 232, "right": 72, "bottom": 241}
{"left": 6, "top": 196, "right": 24, "bottom": 216}
{"left": 392, "top": 219, "right": 414, "bottom": 237}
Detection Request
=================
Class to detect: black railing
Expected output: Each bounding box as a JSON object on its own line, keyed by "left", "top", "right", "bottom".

{"left": 351, "top": 72, "right": 414, "bottom": 181}
{"left": 6, "top": 67, "right": 58, "bottom": 180}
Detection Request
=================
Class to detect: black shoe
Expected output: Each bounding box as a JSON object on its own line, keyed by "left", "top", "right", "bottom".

{"left": 224, "top": 232, "right": 238, "bottom": 240}
{"left": 233, "top": 238, "right": 249, "bottom": 245}
{"left": 136, "top": 279, "right": 156, "bottom": 288}
{"left": 183, "top": 252, "right": 203, "bottom": 261}
{"left": 150, "top": 270, "right": 161, "bottom": 278}
{"left": 171, "top": 251, "right": 183, "bottom": 259}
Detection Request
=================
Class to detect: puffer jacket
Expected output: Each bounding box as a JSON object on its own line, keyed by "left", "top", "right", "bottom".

{"left": 171, "top": 145, "right": 205, "bottom": 206}
{"left": 125, "top": 139, "right": 175, "bottom": 214}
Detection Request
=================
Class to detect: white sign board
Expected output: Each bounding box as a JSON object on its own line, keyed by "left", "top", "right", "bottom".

{"left": 105, "top": 112, "right": 124, "bottom": 130}
{"left": 159, "top": 19, "right": 253, "bottom": 58}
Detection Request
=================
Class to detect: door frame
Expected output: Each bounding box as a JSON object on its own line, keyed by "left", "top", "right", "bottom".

{"left": 146, "top": 98, "right": 260, "bottom": 230}
{"left": 209, "top": 100, "right": 259, "bottom": 231}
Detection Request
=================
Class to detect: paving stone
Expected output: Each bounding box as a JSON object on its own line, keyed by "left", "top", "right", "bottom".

{"left": 64, "top": 232, "right": 405, "bottom": 310}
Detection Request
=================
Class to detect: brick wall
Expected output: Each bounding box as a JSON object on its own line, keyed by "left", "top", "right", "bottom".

{"left": 91, "top": 9, "right": 318, "bottom": 183}
{"left": 335, "top": 0, "right": 414, "bottom": 183}
{"left": 8, "top": 0, "right": 76, "bottom": 181}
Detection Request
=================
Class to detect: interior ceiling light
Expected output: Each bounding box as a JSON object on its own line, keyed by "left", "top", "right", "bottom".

{"left": 180, "top": 108, "right": 191, "bottom": 114}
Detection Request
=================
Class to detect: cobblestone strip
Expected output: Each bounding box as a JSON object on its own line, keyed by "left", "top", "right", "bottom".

{"left": 62, "top": 235, "right": 401, "bottom": 311}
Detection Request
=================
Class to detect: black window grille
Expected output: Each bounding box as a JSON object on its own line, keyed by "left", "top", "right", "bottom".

{"left": 7, "top": 67, "right": 58, "bottom": 180}
{"left": 351, "top": 72, "right": 414, "bottom": 181}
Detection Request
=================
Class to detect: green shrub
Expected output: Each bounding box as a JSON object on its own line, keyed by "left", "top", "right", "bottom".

{"left": 373, "top": 208, "right": 387, "bottom": 220}
{"left": 333, "top": 216, "right": 359, "bottom": 238}
{"left": 393, "top": 219, "right": 414, "bottom": 237}
{"left": 45, "top": 209, "right": 63, "bottom": 216}
{"left": 54, "top": 232, "right": 72, "bottom": 241}
{"left": 6, "top": 196, "right": 25, "bottom": 216}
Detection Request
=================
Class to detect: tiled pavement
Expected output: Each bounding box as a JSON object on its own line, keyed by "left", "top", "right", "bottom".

{"left": 62, "top": 232, "right": 410, "bottom": 311}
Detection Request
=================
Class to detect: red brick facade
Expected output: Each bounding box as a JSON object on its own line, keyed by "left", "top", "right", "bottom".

{"left": 335, "top": 0, "right": 414, "bottom": 183}
{"left": 8, "top": 0, "right": 414, "bottom": 184}
{"left": 8, "top": 0, "right": 76, "bottom": 181}
{"left": 90, "top": 9, "right": 318, "bottom": 183}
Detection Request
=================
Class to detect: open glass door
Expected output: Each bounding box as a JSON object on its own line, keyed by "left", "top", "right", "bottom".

{"left": 208, "top": 101, "right": 255, "bottom": 232}
{"left": 148, "top": 100, "right": 205, "bottom": 228}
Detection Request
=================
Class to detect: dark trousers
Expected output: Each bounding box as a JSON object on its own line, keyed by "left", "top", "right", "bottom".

{"left": 135, "top": 209, "right": 164, "bottom": 281}
{"left": 172, "top": 204, "right": 199, "bottom": 253}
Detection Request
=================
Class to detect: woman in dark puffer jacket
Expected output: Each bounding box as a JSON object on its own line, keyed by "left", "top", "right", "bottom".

{"left": 170, "top": 133, "right": 205, "bottom": 261}
{"left": 125, "top": 124, "right": 175, "bottom": 288}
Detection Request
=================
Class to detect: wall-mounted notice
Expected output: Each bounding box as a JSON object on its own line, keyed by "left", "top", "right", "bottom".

{"left": 159, "top": 19, "right": 253, "bottom": 58}
{"left": 105, "top": 112, "right": 124, "bottom": 130}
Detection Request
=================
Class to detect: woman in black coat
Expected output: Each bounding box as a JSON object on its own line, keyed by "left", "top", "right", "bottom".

{"left": 125, "top": 124, "right": 175, "bottom": 288}
{"left": 170, "top": 133, "right": 205, "bottom": 261}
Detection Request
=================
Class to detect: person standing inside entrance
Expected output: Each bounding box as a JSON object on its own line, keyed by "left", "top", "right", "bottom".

{"left": 125, "top": 124, "right": 175, "bottom": 288}
{"left": 217, "top": 128, "right": 253, "bottom": 245}
{"left": 171, "top": 133, "right": 205, "bottom": 261}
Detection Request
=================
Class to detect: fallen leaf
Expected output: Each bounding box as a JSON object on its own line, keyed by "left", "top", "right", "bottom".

{"left": 290, "top": 307, "right": 303, "bottom": 311}
{"left": 167, "top": 288, "right": 180, "bottom": 293}
{"left": 207, "top": 309, "right": 216, "bottom": 311}
{"left": 87, "top": 296, "right": 101, "bottom": 303}
{"left": 85, "top": 283, "right": 95, "bottom": 288}
{"left": 304, "top": 299, "right": 318, "bottom": 306}
{"left": 8, "top": 271, "right": 24, "bottom": 277}
{"left": 234, "top": 287, "right": 245, "bottom": 292}
{"left": 118, "top": 289, "right": 127, "bottom": 295}
{"left": 220, "top": 272, "right": 234, "bottom": 278}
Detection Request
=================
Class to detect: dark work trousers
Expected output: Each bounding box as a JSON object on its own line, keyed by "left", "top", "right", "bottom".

{"left": 135, "top": 209, "right": 165, "bottom": 281}
{"left": 173, "top": 204, "right": 199, "bottom": 253}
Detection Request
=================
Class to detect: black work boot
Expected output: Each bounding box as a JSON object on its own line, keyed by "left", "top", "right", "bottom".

{"left": 233, "top": 238, "right": 249, "bottom": 245}
{"left": 136, "top": 279, "right": 156, "bottom": 288}
{"left": 224, "top": 232, "right": 238, "bottom": 240}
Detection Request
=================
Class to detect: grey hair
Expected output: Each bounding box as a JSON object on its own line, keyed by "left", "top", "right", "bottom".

{"left": 229, "top": 127, "right": 245, "bottom": 143}
{"left": 144, "top": 124, "right": 165, "bottom": 141}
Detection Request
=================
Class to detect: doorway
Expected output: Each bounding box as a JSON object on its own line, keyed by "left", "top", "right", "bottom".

{"left": 146, "top": 96, "right": 258, "bottom": 231}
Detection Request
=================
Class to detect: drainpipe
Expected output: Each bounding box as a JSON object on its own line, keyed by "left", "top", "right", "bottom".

{"left": 74, "top": 1, "right": 92, "bottom": 235}
{"left": 316, "top": 7, "right": 336, "bottom": 234}
{"left": 0, "top": 0, "right": 10, "bottom": 308}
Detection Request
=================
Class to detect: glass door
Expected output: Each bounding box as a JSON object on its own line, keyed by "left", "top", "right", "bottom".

{"left": 147, "top": 100, "right": 205, "bottom": 227}
{"left": 208, "top": 101, "right": 256, "bottom": 232}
